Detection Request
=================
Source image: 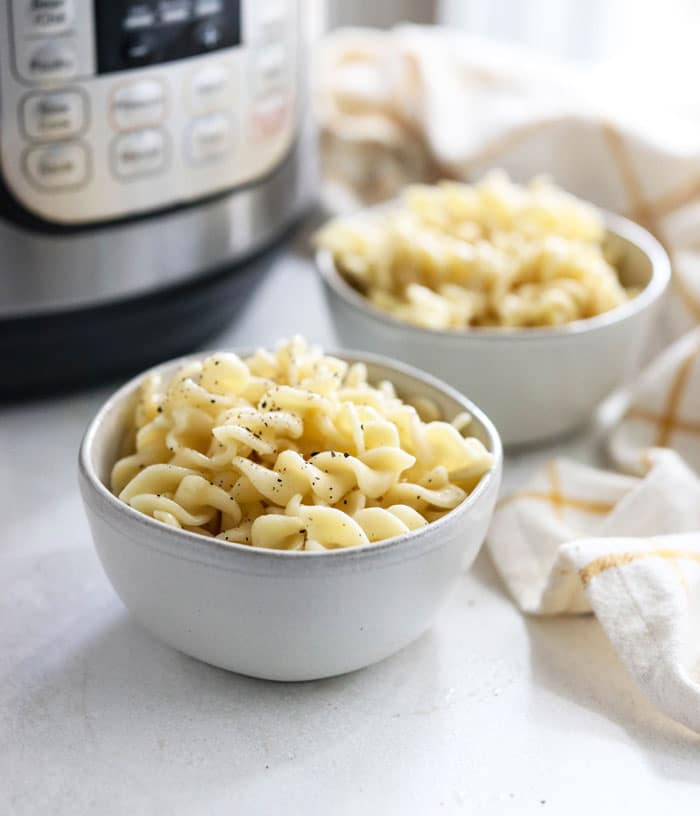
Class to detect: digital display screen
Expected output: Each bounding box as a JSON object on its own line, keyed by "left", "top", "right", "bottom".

{"left": 95, "top": 0, "right": 242, "bottom": 74}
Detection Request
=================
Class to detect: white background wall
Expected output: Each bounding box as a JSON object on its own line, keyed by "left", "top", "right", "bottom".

{"left": 326, "top": 0, "right": 700, "bottom": 119}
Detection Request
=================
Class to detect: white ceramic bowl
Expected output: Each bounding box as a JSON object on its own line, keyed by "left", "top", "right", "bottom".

{"left": 79, "top": 349, "right": 502, "bottom": 681}
{"left": 318, "top": 212, "right": 670, "bottom": 446}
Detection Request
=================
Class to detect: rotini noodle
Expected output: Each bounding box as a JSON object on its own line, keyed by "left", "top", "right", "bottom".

{"left": 111, "top": 337, "right": 493, "bottom": 550}
{"left": 315, "top": 171, "right": 636, "bottom": 329}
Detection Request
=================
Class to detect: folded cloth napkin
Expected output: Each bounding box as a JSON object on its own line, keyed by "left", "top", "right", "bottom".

{"left": 489, "top": 328, "right": 700, "bottom": 731}
{"left": 318, "top": 26, "right": 700, "bottom": 732}
{"left": 489, "top": 447, "right": 700, "bottom": 731}
{"left": 609, "top": 327, "right": 700, "bottom": 475}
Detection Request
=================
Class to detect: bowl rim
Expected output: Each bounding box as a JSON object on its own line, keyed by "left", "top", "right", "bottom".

{"left": 79, "top": 346, "right": 503, "bottom": 562}
{"left": 316, "top": 209, "right": 671, "bottom": 342}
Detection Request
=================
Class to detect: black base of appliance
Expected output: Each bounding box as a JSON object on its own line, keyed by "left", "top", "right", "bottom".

{"left": 0, "top": 247, "right": 279, "bottom": 399}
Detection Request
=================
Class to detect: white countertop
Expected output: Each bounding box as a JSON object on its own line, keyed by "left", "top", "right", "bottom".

{"left": 2, "top": 237, "right": 699, "bottom": 815}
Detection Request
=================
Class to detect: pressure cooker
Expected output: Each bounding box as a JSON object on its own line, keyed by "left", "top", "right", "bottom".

{"left": 0, "top": 0, "right": 317, "bottom": 393}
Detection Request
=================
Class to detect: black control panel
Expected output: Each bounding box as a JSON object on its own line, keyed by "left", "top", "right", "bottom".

{"left": 95, "top": 0, "right": 242, "bottom": 74}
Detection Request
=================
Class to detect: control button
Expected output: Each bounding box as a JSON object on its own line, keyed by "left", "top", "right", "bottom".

{"left": 187, "top": 113, "right": 233, "bottom": 162}
{"left": 122, "top": 31, "right": 158, "bottom": 66}
{"left": 194, "top": 0, "right": 223, "bottom": 16}
{"left": 25, "top": 41, "right": 77, "bottom": 81}
{"left": 111, "top": 80, "right": 166, "bottom": 130}
{"left": 24, "top": 142, "right": 88, "bottom": 189}
{"left": 253, "top": 92, "right": 289, "bottom": 137}
{"left": 123, "top": 3, "right": 156, "bottom": 29}
{"left": 112, "top": 129, "right": 167, "bottom": 178}
{"left": 22, "top": 91, "right": 85, "bottom": 140}
{"left": 189, "top": 63, "right": 231, "bottom": 111}
{"left": 256, "top": 2, "right": 287, "bottom": 41}
{"left": 194, "top": 18, "right": 224, "bottom": 50}
{"left": 26, "top": 0, "right": 74, "bottom": 35}
{"left": 255, "top": 44, "right": 287, "bottom": 89}
{"left": 158, "top": 0, "right": 191, "bottom": 24}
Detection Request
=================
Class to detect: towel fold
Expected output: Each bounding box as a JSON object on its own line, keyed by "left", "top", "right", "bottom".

{"left": 489, "top": 449, "right": 700, "bottom": 732}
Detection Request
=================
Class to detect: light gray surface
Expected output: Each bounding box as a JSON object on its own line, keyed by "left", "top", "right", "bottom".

{"left": 1, "top": 240, "right": 699, "bottom": 815}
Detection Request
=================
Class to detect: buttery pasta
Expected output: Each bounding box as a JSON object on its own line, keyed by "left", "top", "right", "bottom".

{"left": 315, "top": 171, "right": 635, "bottom": 329}
{"left": 111, "top": 337, "right": 493, "bottom": 551}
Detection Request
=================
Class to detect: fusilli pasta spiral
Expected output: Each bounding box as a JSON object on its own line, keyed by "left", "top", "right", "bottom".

{"left": 315, "top": 171, "right": 636, "bottom": 330}
{"left": 111, "top": 338, "right": 493, "bottom": 550}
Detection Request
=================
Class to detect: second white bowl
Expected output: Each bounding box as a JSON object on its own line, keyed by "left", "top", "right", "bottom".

{"left": 318, "top": 212, "right": 670, "bottom": 446}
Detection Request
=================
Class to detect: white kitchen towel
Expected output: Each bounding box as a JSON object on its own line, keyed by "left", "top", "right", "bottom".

{"left": 488, "top": 328, "right": 700, "bottom": 730}
{"left": 488, "top": 449, "right": 700, "bottom": 615}
{"left": 488, "top": 449, "right": 700, "bottom": 732}
{"left": 317, "top": 26, "right": 700, "bottom": 732}
{"left": 609, "top": 327, "right": 700, "bottom": 475}
{"left": 488, "top": 305, "right": 700, "bottom": 732}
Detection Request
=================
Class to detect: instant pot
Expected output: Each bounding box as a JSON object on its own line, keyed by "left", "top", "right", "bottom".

{"left": 0, "top": 0, "right": 317, "bottom": 393}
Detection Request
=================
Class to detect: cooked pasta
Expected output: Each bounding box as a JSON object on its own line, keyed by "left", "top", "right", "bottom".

{"left": 111, "top": 337, "right": 493, "bottom": 550}
{"left": 315, "top": 171, "right": 636, "bottom": 329}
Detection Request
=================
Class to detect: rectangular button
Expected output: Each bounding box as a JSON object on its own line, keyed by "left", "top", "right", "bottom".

{"left": 188, "top": 62, "right": 231, "bottom": 111}
{"left": 158, "top": 0, "right": 191, "bottom": 24}
{"left": 24, "top": 142, "right": 88, "bottom": 189}
{"left": 111, "top": 80, "right": 166, "bottom": 130}
{"left": 30, "top": 0, "right": 74, "bottom": 34}
{"left": 252, "top": 92, "right": 289, "bottom": 137}
{"left": 123, "top": 3, "right": 156, "bottom": 29}
{"left": 17, "top": 0, "right": 75, "bottom": 35}
{"left": 22, "top": 90, "right": 86, "bottom": 140}
{"left": 23, "top": 41, "right": 78, "bottom": 81}
{"left": 254, "top": 44, "right": 287, "bottom": 90}
{"left": 187, "top": 113, "right": 233, "bottom": 162}
{"left": 254, "top": 1, "right": 288, "bottom": 41}
{"left": 112, "top": 129, "right": 167, "bottom": 178}
{"left": 194, "top": 0, "right": 222, "bottom": 15}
